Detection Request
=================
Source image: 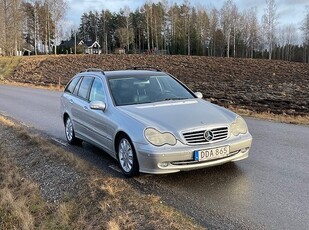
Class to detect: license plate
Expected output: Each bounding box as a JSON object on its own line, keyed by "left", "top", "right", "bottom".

{"left": 194, "top": 146, "right": 230, "bottom": 162}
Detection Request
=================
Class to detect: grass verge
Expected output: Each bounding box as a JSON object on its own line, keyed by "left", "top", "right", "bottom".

{"left": 0, "top": 57, "right": 22, "bottom": 81}
{"left": 0, "top": 116, "right": 203, "bottom": 230}
{"left": 229, "top": 106, "right": 309, "bottom": 125}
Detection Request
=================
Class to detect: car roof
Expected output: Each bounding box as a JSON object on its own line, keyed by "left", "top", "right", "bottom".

{"left": 78, "top": 69, "right": 169, "bottom": 79}
{"left": 104, "top": 70, "right": 168, "bottom": 79}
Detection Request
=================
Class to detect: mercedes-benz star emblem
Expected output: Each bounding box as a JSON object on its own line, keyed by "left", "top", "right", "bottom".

{"left": 204, "top": 130, "right": 214, "bottom": 141}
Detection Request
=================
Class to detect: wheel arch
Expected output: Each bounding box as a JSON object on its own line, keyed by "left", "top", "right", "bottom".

{"left": 114, "top": 130, "right": 139, "bottom": 163}
{"left": 63, "top": 112, "right": 69, "bottom": 124}
{"left": 114, "top": 131, "right": 131, "bottom": 154}
{"left": 114, "top": 130, "right": 140, "bottom": 177}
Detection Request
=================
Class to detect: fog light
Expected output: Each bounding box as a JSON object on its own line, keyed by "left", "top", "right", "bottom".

{"left": 158, "top": 162, "right": 169, "bottom": 167}
{"left": 241, "top": 148, "right": 249, "bottom": 153}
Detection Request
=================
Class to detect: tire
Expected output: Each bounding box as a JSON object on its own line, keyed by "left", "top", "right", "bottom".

{"left": 117, "top": 136, "right": 139, "bottom": 177}
{"left": 65, "top": 116, "right": 82, "bottom": 145}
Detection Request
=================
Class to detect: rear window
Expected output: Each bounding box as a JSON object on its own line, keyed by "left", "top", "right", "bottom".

{"left": 65, "top": 76, "right": 81, "bottom": 94}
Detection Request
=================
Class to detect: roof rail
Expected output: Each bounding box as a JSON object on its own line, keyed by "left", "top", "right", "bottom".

{"left": 126, "top": 66, "right": 162, "bottom": 72}
{"left": 80, "top": 68, "right": 105, "bottom": 74}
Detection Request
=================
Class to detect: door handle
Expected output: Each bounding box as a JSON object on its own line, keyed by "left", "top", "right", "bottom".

{"left": 69, "top": 99, "right": 74, "bottom": 104}
{"left": 83, "top": 106, "right": 89, "bottom": 111}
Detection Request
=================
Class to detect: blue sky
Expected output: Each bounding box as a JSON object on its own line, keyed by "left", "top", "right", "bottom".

{"left": 65, "top": 0, "right": 308, "bottom": 32}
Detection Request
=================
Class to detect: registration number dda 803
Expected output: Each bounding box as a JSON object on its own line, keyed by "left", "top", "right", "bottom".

{"left": 194, "top": 146, "right": 230, "bottom": 162}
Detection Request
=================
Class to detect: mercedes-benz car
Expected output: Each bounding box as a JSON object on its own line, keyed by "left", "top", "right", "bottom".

{"left": 60, "top": 67, "right": 252, "bottom": 177}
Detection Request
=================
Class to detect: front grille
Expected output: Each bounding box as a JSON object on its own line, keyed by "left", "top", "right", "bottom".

{"left": 182, "top": 127, "right": 229, "bottom": 145}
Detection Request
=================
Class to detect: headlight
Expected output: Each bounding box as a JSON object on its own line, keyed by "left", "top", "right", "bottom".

{"left": 231, "top": 116, "right": 248, "bottom": 136}
{"left": 144, "top": 128, "right": 177, "bottom": 146}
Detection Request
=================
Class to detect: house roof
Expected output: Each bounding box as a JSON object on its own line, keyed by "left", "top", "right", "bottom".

{"left": 60, "top": 39, "right": 100, "bottom": 48}
{"left": 80, "top": 40, "right": 101, "bottom": 48}
{"left": 60, "top": 40, "right": 75, "bottom": 47}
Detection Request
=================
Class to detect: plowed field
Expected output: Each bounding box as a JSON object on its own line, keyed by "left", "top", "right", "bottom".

{"left": 8, "top": 54, "right": 309, "bottom": 115}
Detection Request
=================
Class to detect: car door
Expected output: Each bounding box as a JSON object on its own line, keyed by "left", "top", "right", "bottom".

{"left": 70, "top": 76, "right": 94, "bottom": 139}
{"left": 87, "top": 77, "right": 115, "bottom": 154}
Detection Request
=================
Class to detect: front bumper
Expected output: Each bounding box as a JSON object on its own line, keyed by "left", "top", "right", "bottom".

{"left": 135, "top": 133, "right": 252, "bottom": 174}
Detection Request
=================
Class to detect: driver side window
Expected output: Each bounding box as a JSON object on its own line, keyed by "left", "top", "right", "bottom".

{"left": 89, "top": 78, "right": 105, "bottom": 102}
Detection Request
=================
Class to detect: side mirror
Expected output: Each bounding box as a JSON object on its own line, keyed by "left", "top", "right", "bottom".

{"left": 195, "top": 92, "right": 203, "bottom": 99}
{"left": 90, "top": 101, "right": 106, "bottom": 111}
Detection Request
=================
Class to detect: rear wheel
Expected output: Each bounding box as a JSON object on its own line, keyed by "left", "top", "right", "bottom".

{"left": 65, "top": 116, "right": 82, "bottom": 145}
{"left": 117, "top": 136, "right": 139, "bottom": 177}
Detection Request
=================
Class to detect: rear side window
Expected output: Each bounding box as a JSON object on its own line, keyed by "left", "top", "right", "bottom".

{"left": 65, "top": 76, "right": 81, "bottom": 94}
{"left": 77, "top": 76, "right": 94, "bottom": 100}
{"left": 73, "top": 78, "right": 82, "bottom": 95}
{"left": 89, "top": 78, "right": 105, "bottom": 102}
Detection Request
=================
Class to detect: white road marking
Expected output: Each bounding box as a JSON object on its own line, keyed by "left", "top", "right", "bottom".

{"left": 51, "top": 138, "right": 68, "bottom": 146}
{"left": 0, "top": 111, "right": 8, "bottom": 116}
{"left": 108, "top": 164, "right": 122, "bottom": 173}
{"left": 20, "top": 122, "right": 30, "bottom": 128}
{"left": 133, "top": 177, "right": 146, "bottom": 184}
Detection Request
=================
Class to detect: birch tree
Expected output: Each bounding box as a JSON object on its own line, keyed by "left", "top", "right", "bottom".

{"left": 196, "top": 6, "right": 210, "bottom": 55}
{"left": 262, "top": 0, "right": 278, "bottom": 60}
{"left": 301, "top": 7, "right": 309, "bottom": 63}
{"left": 241, "top": 7, "right": 259, "bottom": 58}
{"left": 48, "top": 0, "right": 66, "bottom": 54}
{"left": 209, "top": 8, "right": 219, "bottom": 56}
{"left": 0, "top": 0, "right": 23, "bottom": 55}
{"left": 220, "top": 0, "right": 236, "bottom": 58}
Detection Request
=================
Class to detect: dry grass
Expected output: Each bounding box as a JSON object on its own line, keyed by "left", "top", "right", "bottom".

{"left": 0, "top": 115, "right": 203, "bottom": 229}
{"left": 0, "top": 57, "right": 21, "bottom": 81}
{"left": 90, "top": 176, "right": 201, "bottom": 229}
{"left": 0, "top": 116, "right": 15, "bottom": 126}
{"left": 0, "top": 144, "right": 43, "bottom": 230}
{"left": 230, "top": 106, "right": 309, "bottom": 125}
{"left": 0, "top": 80, "right": 64, "bottom": 91}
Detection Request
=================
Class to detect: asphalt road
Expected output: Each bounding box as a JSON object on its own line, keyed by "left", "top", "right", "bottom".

{"left": 0, "top": 84, "right": 308, "bottom": 229}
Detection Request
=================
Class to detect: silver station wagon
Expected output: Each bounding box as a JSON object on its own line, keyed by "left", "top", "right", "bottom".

{"left": 60, "top": 68, "right": 252, "bottom": 177}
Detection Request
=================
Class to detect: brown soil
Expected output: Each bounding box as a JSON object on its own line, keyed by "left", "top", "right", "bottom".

{"left": 9, "top": 54, "right": 309, "bottom": 115}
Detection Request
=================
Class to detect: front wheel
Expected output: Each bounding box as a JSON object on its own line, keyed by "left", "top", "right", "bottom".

{"left": 65, "top": 116, "right": 82, "bottom": 145}
{"left": 117, "top": 136, "right": 139, "bottom": 177}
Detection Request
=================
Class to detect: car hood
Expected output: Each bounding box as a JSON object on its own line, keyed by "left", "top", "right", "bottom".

{"left": 117, "top": 99, "right": 236, "bottom": 133}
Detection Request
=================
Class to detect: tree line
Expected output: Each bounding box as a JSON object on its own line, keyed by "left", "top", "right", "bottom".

{"left": 72, "top": 0, "right": 309, "bottom": 63}
{"left": 1, "top": 0, "right": 309, "bottom": 63}
{"left": 0, "top": 0, "right": 66, "bottom": 56}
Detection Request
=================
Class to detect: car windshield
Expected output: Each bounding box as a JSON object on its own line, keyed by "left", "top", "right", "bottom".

{"left": 108, "top": 75, "right": 195, "bottom": 106}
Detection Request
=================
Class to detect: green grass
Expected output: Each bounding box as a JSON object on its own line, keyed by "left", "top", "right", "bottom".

{"left": 0, "top": 57, "right": 22, "bottom": 81}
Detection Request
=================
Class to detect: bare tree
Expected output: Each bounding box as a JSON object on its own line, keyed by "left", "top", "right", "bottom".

{"left": 123, "top": 6, "right": 131, "bottom": 53}
{"left": 0, "top": 1, "right": 5, "bottom": 55}
{"left": 231, "top": 4, "right": 238, "bottom": 57}
{"left": 196, "top": 6, "right": 210, "bottom": 55}
{"left": 262, "top": 0, "right": 278, "bottom": 60}
{"left": 220, "top": 0, "right": 236, "bottom": 58}
{"left": 0, "top": 0, "right": 23, "bottom": 56}
{"left": 116, "top": 27, "right": 134, "bottom": 50}
{"left": 48, "top": 0, "right": 67, "bottom": 54}
{"left": 279, "top": 24, "right": 297, "bottom": 61}
{"left": 301, "top": 7, "right": 309, "bottom": 63}
{"left": 209, "top": 8, "right": 219, "bottom": 57}
{"left": 143, "top": 3, "right": 151, "bottom": 51}
{"left": 182, "top": 0, "right": 191, "bottom": 55}
{"left": 241, "top": 7, "right": 259, "bottom": 58}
